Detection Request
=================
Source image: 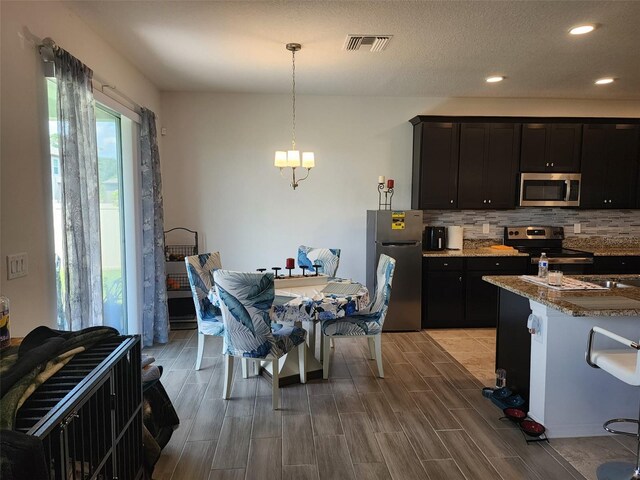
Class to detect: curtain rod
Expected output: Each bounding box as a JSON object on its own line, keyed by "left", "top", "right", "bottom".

{"left": 37, "top": 36, "right": 144, "bottom": 115}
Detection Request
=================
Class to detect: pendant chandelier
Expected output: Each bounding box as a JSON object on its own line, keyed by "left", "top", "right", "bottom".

{"left": 274, "top": 43, "right": 314, "bottom": 190}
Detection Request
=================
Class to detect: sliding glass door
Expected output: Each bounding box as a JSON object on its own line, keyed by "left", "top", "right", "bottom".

{"left": 47, "top": 79, "right": 129, "bottom": 332}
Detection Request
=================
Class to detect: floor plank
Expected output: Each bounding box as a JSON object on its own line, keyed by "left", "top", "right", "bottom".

{"left": 282, "top": 414, "right": 316, "bottom": 466}
{"left": 352, "top": 463, "right": 392, "bottom": 480}
{"left": 436, "top": 430, "right": 503, "bottom": 480}
{"left": 282, "top": 464, "right": 319, "bottom": 480}
{"left": 208, "top": 469, "right": 245, "bottom": 480}
{"left": 375, "top": 431, "right": 430, "bottom": 480}
{"left": 411, "top": 390, "right": 461, "bottom": 430}
{"left": 245, "top": 437, "right": 282, "bottom": 480}
{"left": 420, "top": 459, "right": 466, "bottom": 480}
{"left": 171, "top": 440, "right": 214, "bottom": 480}
{"left": 395, "top": 410, "right": 451, "bottom": 461}
{"left": 211, "top": 416, "right": 252, "bottom": 469}
{"left": 315, "top": 435, "right": 356, "bottom": 480}
{"left": 309, "top": 394, "right": 343, "bottom": 436}
{"left": 251, "top": 395, "right": 282, "bottom": 439}
{"left": 340, "top": 412, "right": 384, "bottom": 464}
{"left": 359, "top": 392, "right": 402, "bottom": 433}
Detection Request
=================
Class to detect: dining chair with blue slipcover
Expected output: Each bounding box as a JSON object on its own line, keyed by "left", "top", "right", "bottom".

{"left": 321, "top": 254, "right": 396, "bottom": 379}
{"left": 185, "top": 252, "right": 226, "bottom": 370}
{"left": 214, "top": 269, "right": 307, "bottom": 409}
{"left": 297, "top": 245, "right": 341, "bottom": 277}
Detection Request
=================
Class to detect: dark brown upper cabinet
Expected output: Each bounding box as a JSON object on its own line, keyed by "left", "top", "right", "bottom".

{"left": 520, "top": 123, "right": 582, "bottom": 172}
{"left": 411, "top": 122, "right": 459, "bottom": 209}
{"left": 580, "top": 124, "right": 639, "bottom": 209}
{"left": 458, "top": 123, "right": 521, "bottom": 209}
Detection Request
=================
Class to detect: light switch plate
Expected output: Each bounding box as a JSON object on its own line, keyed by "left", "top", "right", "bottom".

{"left": 574, "top": 223, "right": 581, "bottom": 234}
{"left": 7, "top": 253, "right": 28, "bottom": 280}
{"left": 482, "top": 223, "right": 490, "bottom": 234}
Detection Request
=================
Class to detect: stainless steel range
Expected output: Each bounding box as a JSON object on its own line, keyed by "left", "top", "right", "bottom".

{"left": 503, "top": 226, "right": 594, "bottom": 274}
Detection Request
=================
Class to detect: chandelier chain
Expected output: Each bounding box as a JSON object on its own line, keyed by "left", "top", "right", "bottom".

{"left": 291, "top": 48, "right": 296, "bottom": 150}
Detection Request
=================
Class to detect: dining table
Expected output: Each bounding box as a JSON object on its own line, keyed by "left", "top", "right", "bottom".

{"left": 208, "top": 277, "right": 369, "bottom": 385}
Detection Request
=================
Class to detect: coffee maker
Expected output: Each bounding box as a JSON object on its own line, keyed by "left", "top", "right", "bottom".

{"left": 423, "top": 226, "right": 447, "bottom": 251}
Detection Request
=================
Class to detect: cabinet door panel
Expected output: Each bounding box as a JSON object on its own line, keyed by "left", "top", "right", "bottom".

{"left": 605, "top": 125, "right": 639, "bottom": 208}
{"left": 484, "top": 124, "right": 520, "bottom": 208}
{"left": 520, "top": 124, "right": 548, "bottom": 172}
{"left": 548, "top": 124, "right": 582, "bottom": 171}
{"left": 581, "top": 124, "right": 639, "bottom": 209}
{"left": 416, "top": 123, "right": 460, "bottom": 209}
{"left": 458, "top": 124, "right": 486, "bottom": 208}
{"left": 424, "top": 271, "right": 465, "bottom": 328}
{"left": 465, "top": 271, "right": 499, "bottom": 326}
{"left": 580, "top": 124, "right": 608, "bottom": 208}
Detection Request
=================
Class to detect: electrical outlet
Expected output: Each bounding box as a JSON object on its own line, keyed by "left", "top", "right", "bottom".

{"left": 574, "top": 223, "right": 581, "bottom": 234}
{"left": 7, "top": 253, "right": 28, "bottom": 280}
{"left": 482, "top": 223, "right": 490, "bottom": 234}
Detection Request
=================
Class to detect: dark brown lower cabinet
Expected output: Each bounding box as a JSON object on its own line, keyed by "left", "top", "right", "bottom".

{"left": 593, "top": 256, "right": 640, "bottom": 274}
{"left": 423, "top": 256, "right": 528, "bottom": 328}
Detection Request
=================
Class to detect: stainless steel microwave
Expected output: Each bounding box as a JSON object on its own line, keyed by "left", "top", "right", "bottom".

{"left": 519, "top": 173, "right": 581, "bottom": 207}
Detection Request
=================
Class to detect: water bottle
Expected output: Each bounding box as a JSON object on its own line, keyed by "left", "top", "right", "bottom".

{"left": 538, "top": 252, "right": 549, "bottom": 278}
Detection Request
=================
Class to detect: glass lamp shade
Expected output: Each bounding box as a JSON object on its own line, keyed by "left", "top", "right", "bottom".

{"left": 274, "top": 150, "right": 287, "bottom": 167}
{"left": 302, "top": 152, "right": 315, "bottom": 168}
{"left": 287, "top": 150, "right": 301, "bottom": 167}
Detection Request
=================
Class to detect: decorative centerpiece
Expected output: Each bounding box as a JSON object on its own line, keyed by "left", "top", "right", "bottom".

{"left": 377, "top": 176, "right": 394, "bottom": 210}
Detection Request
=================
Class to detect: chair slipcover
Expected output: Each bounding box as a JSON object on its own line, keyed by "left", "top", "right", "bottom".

{"left": 214, "top": 270, "right": 306, "bottom": 358}
{"left": 297, "top": 245, "right": 341, "bottom": 277}
{"left": 322, "top": 254, "right": 396, "bottom": 336}
{"left": 185, "top": 253, "right": 224, "bottom": 336}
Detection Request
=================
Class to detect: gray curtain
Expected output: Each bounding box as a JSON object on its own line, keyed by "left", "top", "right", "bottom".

{"left": 54, "top": 49, "right": 104, "bottom": 330}
{"left": 140, "top": 108, "right": 169, "bottom": 346}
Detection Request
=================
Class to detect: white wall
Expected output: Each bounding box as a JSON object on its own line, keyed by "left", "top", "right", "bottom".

{"left": 0, "top": 1, "right": 161, "bottom": 337}
{"left": 160, "top": 93, "right": 640, "bottom": 284}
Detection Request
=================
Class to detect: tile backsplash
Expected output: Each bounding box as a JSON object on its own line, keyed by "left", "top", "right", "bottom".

{"left": 423, "top": 209, "right": 640, "bottom": 240}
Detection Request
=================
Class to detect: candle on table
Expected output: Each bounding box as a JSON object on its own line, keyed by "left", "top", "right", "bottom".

{"left": 285, "top": 258, "right": 295, "bottom": 269}
{"left": 378, "top": 175, "right": 385, "bottom": 184}
{"left": 387, "top": 179, "right": 394, "bottom": 189}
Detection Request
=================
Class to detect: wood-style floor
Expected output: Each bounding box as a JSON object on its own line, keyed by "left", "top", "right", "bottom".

{"left": 144, "top": 329, "right": 636, "bottom": 480}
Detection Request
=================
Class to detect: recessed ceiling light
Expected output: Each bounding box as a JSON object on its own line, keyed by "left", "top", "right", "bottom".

{"left": 595, "top": 77, "right": 615, "bottom": 85}
{"left": 569, "top": 24, "right": 596, "bottom": 35}
{"left": 486, "top": 76, "right": 505, "bottom": 83}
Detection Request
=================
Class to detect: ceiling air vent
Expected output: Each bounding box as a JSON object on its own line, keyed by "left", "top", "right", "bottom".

{"left": 344, "top": 35, "right": 392, "bottom": 52}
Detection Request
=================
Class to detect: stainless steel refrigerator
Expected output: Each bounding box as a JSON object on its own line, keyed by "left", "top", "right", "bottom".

{"left": 366, "top": 210, "right": 422, "bottom": 331}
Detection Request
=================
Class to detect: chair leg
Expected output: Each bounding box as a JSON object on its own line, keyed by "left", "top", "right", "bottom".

{"left": 368, "top": 337, "right": 376, "bottom": 360}
{"left": 223, "top": 355, "right": 234, "bottom": 399}
{"left": 195, "top": 332, "right": 205, "bottom": 370}
{"left": 330, "top": 337, "right": 335, "bottom": 348}
{"left": 323, "top": 335, "right": 331, "bottom": 379}
{"left": 254, "top": 359, "right": 260, "bottom": 376}
{"left": 320, "top": 331, "right": 324, "bottom": 362}
{"left": 374, "top": 334, "right": 384, "bottom": 378}
{"left": 242, "top": 358, "right": 249, "bottom": 379}
{"left": 272, "top": 359, "right": 280, "bottom": 410}
{"left": 306, "top": 320, "right": 315, "bottom": 358}
{"left": 298, "top": 342, "right": 307, "bottom": 384}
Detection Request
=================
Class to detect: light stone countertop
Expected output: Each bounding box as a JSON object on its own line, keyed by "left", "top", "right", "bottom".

{"left": 575, "top": 247, "right": 640, "bottom": 257}
{"left": 423, "top": 247, "right": 528, "bottom": 258}
{"left": 483, "top": 274, "right": 640, "bottom": 317}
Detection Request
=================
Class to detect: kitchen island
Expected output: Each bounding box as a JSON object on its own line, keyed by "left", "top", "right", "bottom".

{"left": 483, "top": 274, "right": 640, "bottom": 438}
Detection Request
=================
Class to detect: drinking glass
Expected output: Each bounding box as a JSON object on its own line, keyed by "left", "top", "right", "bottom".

{"left": 548, "top": 270, "right": 563, "bottom": 286}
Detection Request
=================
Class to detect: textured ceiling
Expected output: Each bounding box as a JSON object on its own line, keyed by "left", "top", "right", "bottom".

{"left": 66, "top": 0, "right": 640, "bottom": 99}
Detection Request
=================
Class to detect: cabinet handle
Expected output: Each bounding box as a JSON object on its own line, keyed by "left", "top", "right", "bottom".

{"left": 551, "top": 162, "right": 554, "bottom": 167}
{"left": 604, "top": 200, "right": 607, "bottom": 204}
{"left": 459, "top": 276, "right": 462, "bottom": 282}
{"left": 545, "top": 163, "right": 549, "bottom": 167}
{"left": 443, "top": 263, "right": 449, "bottom": 266}
{"left": 483, "top": 200, "right": 487, "bottom": 204}
{"left": 495, "top": 262, "right": 500, "bottom": 266}
{"left": 450, "top": 199, "right": 454, "bottom": 204}
{"left": 488, "top": 199, "right": 491, "bottom": 204}
{"left": 622, "top": 262, "right": 626, "bottom": 265}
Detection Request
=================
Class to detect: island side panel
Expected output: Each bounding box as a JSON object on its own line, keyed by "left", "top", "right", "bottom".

{"left": 496, "top": 289, "right": 533, "bottom": 407}
{"left": 528, "top": 300, "right": 639, "bottom": 438}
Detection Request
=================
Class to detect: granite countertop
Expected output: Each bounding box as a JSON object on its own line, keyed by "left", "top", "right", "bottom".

{"left": 575, "top": 247, "right": 640, "bottom": 257}
{"left": 423, "top": 248, "right": 528, "bottom": 258}
{"left": 483, "top": 274, "right": 640, "bottom": 317}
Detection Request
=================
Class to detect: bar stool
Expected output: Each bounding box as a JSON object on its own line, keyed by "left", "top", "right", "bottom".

{"left": 586, "top": 326, "right": 640, "bottom": 480}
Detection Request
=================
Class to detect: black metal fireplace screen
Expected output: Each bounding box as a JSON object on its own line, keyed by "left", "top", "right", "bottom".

{"left": 14, "top": 335, "right": 143, "bottom": 480}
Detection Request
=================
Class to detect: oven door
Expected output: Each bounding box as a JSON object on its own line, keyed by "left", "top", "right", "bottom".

{"left": 529, "top": 256, "right": 594, "bottom": 275}
{"left": 519, "top": 173, "right": 581, "bottom": 207}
